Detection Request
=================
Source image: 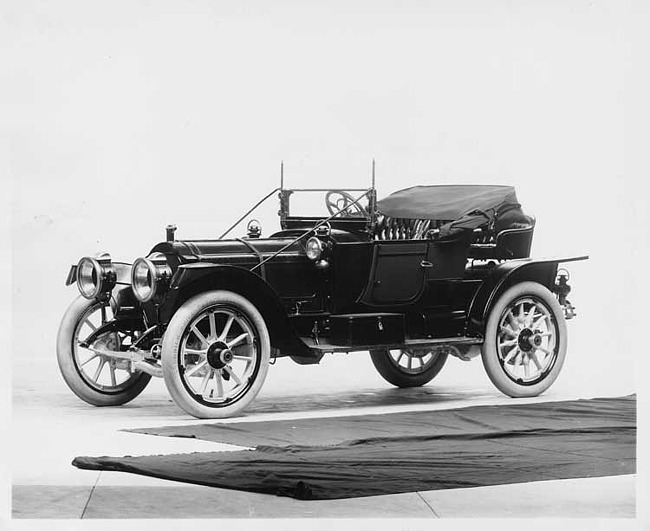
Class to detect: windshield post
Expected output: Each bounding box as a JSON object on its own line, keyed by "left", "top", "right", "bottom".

{"left": 279, "top": 189, "right": 293, "bottom": 228}
{"left": 368, "top": 159, "right": 378, "bottom": 234}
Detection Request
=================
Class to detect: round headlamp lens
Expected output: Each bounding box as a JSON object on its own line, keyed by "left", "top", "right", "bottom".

{"left": 132, "top": 258, "right": 155, "bottom": 302}
{"left": 305, "top": 237, "right": 323, "bottom": 260}
{"left": 77, "top": 257, "right": 101, "bottom": 299}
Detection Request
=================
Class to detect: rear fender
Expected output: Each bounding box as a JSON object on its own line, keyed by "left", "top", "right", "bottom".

{"left": 466, "top": 256, "right": 588, "bottom": 336}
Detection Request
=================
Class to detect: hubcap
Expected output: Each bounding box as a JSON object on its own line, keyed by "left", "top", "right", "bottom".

{"left": 517, "top": 328, "right": 543, "bottom": 352}
{"left": 496, "top": 296, "right": 559, "bottom": 384}
{"left": 179, "top": 306, "right": 258, "bottom": 405}
{"left": 206, "top": 341, "right": 234, "bottom": 369}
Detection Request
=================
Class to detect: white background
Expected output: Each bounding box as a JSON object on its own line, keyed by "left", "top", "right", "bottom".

{"left": 6, "top": 0, "right": 645, "bottom": 379}
{"left": 3, "top": 0, "right": 648, "bottom": 524}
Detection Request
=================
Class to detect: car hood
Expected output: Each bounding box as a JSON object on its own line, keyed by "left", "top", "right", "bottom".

{"left": 149, "top": 237, "right": 307, "bottom": 267}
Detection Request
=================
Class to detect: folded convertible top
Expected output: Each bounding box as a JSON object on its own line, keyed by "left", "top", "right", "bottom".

{"left": 377, "top": 185, "right": 519, "bottom": 222}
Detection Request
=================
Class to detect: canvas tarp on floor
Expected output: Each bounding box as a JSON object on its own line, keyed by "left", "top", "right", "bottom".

{"left": 73, "top": 395, "right": 636, "bottom": 500}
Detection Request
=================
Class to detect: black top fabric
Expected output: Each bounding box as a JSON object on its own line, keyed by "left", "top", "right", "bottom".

{"left": 377, "top": 184, "right": 519, "bottom": 222}
{"left": 73, "top": 395, "right": 636, "bottom": 500}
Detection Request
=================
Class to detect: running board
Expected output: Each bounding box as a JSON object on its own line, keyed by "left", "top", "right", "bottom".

{"left": 304, "top": 336, "right": 483, "bottom": 354}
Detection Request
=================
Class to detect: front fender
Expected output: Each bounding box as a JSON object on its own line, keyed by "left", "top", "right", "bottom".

{"left": 159, "top": 264, "right": 314, "bottom": 359}
{"left": 466, "top": 255, "right": 588, "bottom": 336}
{"left": 161, "top": 264, "right": 276, "bottom": 321}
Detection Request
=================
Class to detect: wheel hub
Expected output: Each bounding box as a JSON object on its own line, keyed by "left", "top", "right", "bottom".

{"left": 206, "top": 341, "right": 233, "bottom": 369}
{"left": 518, "top": 328, "right": 542, "bottom": 352}
{"left": 94, "top": 331, "right": 119, "bottom": 351}
{"left": 406, "top": 348, "right": 430, "bottom": 358}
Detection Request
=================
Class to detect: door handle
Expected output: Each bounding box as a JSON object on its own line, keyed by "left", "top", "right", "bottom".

{"left": 420, "top": 260, "right": 434, "bottom": 268}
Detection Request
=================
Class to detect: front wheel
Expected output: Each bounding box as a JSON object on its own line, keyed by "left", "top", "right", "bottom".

{"left": 161, "top": 290, "right": 271, "bottom": 419}
{"left": 56, "top": 296, "right": 151, "bottom": 406}
{"left": 481, "top": 281, "right": 567, "bottom": 398}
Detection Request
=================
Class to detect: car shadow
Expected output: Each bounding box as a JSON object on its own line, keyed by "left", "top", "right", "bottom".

{"left": 14, "top": 364, "right": 497, "bottom": 422}
{"left": 245, "top": 384, "right": 496, "bottom": 416}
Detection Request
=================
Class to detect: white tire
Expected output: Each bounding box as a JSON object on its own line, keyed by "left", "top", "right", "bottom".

{"left": 57, "top": 296, "right": 151, "bottom": 406}
{"left": 161, "top": 290, "right": 271, "bottom": 419}
{"left": 481, "top": 281, "right": 567, "bottom": 398}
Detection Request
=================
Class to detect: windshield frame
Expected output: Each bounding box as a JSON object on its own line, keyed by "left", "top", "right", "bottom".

{"left": 219, "top": 186, "right": 377, "bottom": 241}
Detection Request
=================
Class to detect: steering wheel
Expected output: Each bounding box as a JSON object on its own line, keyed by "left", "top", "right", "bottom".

{"left": 325, "top": 190, "right": 367, "bottom": 217}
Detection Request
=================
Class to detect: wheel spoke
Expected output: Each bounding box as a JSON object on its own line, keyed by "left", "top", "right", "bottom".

{"left": 499, "top": 338, "right": 518, "bottom": 349}
{"left": 219, "top": 315, "right": 235, "bottom": 341}
{"left": 396, "top": 351, "right": 405, "bottom": 365}
{"left": 184, "top": 348, "right": 206, "bottom": 357}
{"left": 93, "top": 359, "right": 106, "bottom": 382}
{"left": 499, "top": 325, "right": 517, "bottom": 338}
{"left": 518, "top": 302, "right": 525, "bottom": 323}
{"left": 224, "top": 365, "right": 242, "bottom": 386}
{"left": 199, "top": 369, "right": 213, "bottom": 395}
{"left": 529, "top": 351, "right": 543, "bottom": 371}
{"left": 537, "top": 346, "right": 552, "bottom": 357}
{"left": 523, "top": 356, "right": 530, "bottom": 378}
{"left": 533, "top": 314, "right": 549, "bottom": 329}
{"left": 109, "top": 364, "right": 117, "bottom": 386}
{"left": 100, "top": 305, "right": 107, "bottom": 324}
{"left": 185, "top": 360, "right": 207, "bottom": 378}
{"left": 526, "top": 305, "right": 537, "bottom": 327}
{"left": 504, "top": 346, "right": 519, "bottom": 364}
{"left": 208, "top": 312, "right": 217, "bottom": 341}
{"left": 84, "top": 319, "right": 97, "bottom": 332}
{"left": 214, "top": 370, "right": 224, "bottom": 398}
{"left": 407, "top": 355, "right": 413, "bottom": 370}
{"left": 232, "top": 355, "right": 252, "bottom": 361}
{"left": 227, "top": 333, "right": 249, "bottom": 349}
{"left": 507, "top": 310, "right": 519, "bottom": 331}
{"left": 81, "top": 353, "right": 99, "bottom": 367}
{"left": 191, "top": 325, "right": 209, "bottom": 348}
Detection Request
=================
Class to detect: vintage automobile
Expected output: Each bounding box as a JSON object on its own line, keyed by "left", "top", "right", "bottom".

{"left": 57, "top": 176, "right": 588, "bottom": 418}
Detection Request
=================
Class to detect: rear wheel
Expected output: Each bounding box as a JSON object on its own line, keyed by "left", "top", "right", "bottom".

{"left": 369, "top": 347, "right": 448, "bottom": 387}
{"left": 161, "top": 290, "right": 271, "bottom": 419}
{"left": 481, "top": 281, "right": 567, "bottom": 397}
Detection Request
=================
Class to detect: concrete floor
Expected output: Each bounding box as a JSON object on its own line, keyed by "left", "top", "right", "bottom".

{"left": 10, "top": 349, "right": 638, "bottom": 520}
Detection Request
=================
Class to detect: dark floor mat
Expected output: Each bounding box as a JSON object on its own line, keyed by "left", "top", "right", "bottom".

{"left": 125, "top": 395, "right": 636, "bottom": 448}
{"left": 74, "top": 395, "right": 636, "bottom": 500}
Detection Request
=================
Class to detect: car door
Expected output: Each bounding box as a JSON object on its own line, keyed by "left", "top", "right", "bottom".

{"left": 359, "top": 241, "right": 429, "bottom": 306}
{"left": 424, "top": 237, "right": 470, "bottom": 281}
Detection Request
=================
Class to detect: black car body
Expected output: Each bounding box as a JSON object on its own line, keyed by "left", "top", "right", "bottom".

{"left": 57, "top": 179, "right": 587, "bottom": 418}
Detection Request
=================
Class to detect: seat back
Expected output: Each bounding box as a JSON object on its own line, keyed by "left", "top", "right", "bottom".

{"left": 469, "top": 215, "right": 535, "bottom": 260}
{"left": 494, "top": 216, "right": 535, "bottom": 258}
